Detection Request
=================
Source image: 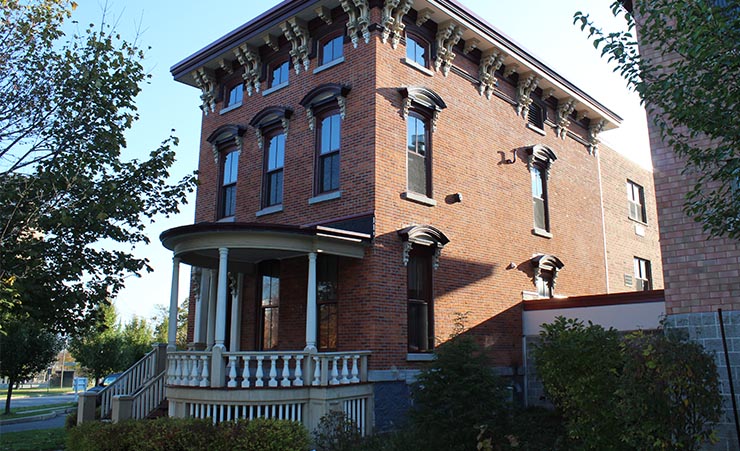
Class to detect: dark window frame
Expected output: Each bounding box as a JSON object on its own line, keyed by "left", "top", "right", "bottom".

{"left": 405, "top": 32, "right": 429, "bottom": 68}
{"left": 406, "top": 109, "right": 433, "bottom": 197}
{"left": 633, "top": 257, "right": 652, "bottom": 291}
{"left": 407, "top": 245, "right": 434, "bottom": 353}
{"left": 258, "top": 260, "right": 280, "bottom": 351}
{"left": 219, "top": 148, "right": 239, "bottom": 218}
{"left": 224, "top": 83, "right": 244, "bottom": 108}
{"left": 318, "top": 31, "right": 345, "bottom": 67}
{"left": 627, "top": 180, "right": 647, "bottom": 223}
{"left": 262, "top": 126, "right": 285, "bottom": 208}
{"left": 531, "top": 164, "right": 549, "bottom": 232}
{"left": 317, "top": 254, "right": 339, "bottom": 351}
{"left": 315, "top": 105, "right": 342, "bottom": 195}
{"left": 268, "top": 59, "right": 290, "bottom": 88}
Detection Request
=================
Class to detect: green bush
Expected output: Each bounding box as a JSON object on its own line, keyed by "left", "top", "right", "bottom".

{"left": 533, "top": 317, "right": 722, "bottom": 451}
{"left": 313, "top": 411, "right": 362, "bottom": 451}
{"left": 408, "top": 334, "right": 509, "bottom": 451}
{"left": 65, "top": 417, "right": 309, "bottom": 451}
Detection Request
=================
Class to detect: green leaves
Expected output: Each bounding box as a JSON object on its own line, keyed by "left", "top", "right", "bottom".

{"left": 574, "top": 1, "right": 740, "bottom": 240}
{"left": 0, "top": 0, "right": 196, "bottom": 335}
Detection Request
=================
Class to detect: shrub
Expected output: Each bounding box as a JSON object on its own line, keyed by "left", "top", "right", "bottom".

{"left": 409, "top": 334, "right": 508, "bottom": 451}
{"left": 313, "top": 411, "right": 362, "bottom": 451}
{"left": 533, "top": 317, "right": 722, "bottom": 451}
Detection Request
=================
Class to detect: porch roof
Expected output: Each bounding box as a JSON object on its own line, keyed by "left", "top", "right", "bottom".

{"left": 160, "top": 222, "right": 370, "bottom": 269}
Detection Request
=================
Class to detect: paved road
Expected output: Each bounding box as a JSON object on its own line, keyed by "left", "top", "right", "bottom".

{"left": 7, "top": 393, "right": 77, "bottom": 409}
{"left": 0, "top": 413, "right": 67, "bottom": 433}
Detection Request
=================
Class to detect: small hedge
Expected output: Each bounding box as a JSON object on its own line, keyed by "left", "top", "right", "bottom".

{"left": 66, "top": 417, "right": 310, "bottom": 451}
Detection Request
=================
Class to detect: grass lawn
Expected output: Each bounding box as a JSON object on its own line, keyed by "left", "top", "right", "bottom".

{"left": 0, "top": 402, "right": 75, "bottom": 419}
{"left": 1, "top": 387, "right": 71, "bottom": 398}
{"left": 0, "top": 427, "right": 66, "bottom": 451}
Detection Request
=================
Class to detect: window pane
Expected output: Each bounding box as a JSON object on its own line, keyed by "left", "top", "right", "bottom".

{"left": 408, "top": 151, "right": 427, "bottom": 195}
{"left": 223, "top": 151, "right": 239, "bottom": 185}
{"left": 222, "top": 185, "right": 236, "bottom": 217}
{"left": 320, "top": 153, "right": 340, "bottom": 192}
{"left": 268, "top": 134, "right": 285, "bottom": 170}
{"left": 268, "top": 170, "right": 283, "bottom": 206}
{"left": 227, "top": 85, "right": 243, "bottom": 106}
{"left": 272, "top": 61, "right": 289, "bottom": 87}
{"left": 406, "top": 36, "right": 426, "bottom": 66}
{"left": 408, "top": 301, "right": 429, "bottom": 352}
{"left": 319, "top": 303, "right": 337, "bottom": 350}
{"left": 531, "top": 167, "right": 543, "bottom": 198}
{"left": 320, "top": 115, "right": 341, "bottom": 155}
{"left": 322, "top": 36, "right": 343, "bottom": 65}
{"left": 407, "top": 116, "right": 426, "bottom": 155}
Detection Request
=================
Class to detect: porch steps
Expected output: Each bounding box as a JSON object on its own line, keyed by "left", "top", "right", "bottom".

{"left": 146, "top": 399, "right": 168, "bottom": 419}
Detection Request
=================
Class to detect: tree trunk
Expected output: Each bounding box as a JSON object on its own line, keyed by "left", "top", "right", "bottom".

{"left": 4, "top": 377, "right": 14, "bottom": 415}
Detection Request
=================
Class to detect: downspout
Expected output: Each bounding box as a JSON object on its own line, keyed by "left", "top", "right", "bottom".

{"left": 596, "top": 149, "right": 611, "bottom": 292}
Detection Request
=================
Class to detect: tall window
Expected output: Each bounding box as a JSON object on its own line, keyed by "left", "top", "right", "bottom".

{"left": 317, "top": 255, "right": 338, "bottom": 351}
{"left": 531, "top": 165, "right": 549, "bottom": 232}
{"left": 317, "top": 112, "right": 341, "bottom": 193}
{"left": 528, "top": 100, "right": 545, "bottom": 129}
{"left": 220, "top": 150, "right": 239, "bottom": 218}
{"left": 225, "top": 84, "right": 243, "bottom": 107}
{"left": 535, "top": 268, "right": 554, "bottom": 298}
{"left": 627, "top": 180, "right": 647, "bottom": 223}
{"left": 406, "top": 34, "right": 428, "bottom": 67}
{"left": 407, "top": 112, "right": 430, "bottom": 197}
{"left": 408, "top": 246, "right": 433, "bottom": 352}
{"left": 320, "top": 35, "right": 343, "bottom": 66}
{"left": 633, "top": 257, "right": 652, "bottom": 291}
{"left": 271, "top": 60, "right": 290, "bottom": 88}
{"left": 531, "top": 254, "right": 563, "bottom": 299}
{"left": 264, "top": 132, "right": 285, "bottom": 207}
{"left": 259, "top": 261, "right": 280, "bottom": 350}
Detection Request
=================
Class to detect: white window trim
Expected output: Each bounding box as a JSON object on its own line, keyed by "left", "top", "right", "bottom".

{"left": 262, "top": 81, "right": 289, "bottom": 97}
{"left": 255, "top": 204, "right": 283, "bottom": 217}
{"left": 402, "top": 191, "right": 437, "bottom": 206}
{"left": 401, "top": 57, "right": 434, "bottom": 76}
{"left": 308, "top": 190, "right": 341, "bottom": 205}
{"left": 313, "top": 56, "right": 345, "bottom": 74}
{"left": 219, "top": 102, "right": 242, "bottom": 115}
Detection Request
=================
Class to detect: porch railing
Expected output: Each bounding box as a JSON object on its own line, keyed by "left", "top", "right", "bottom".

{"left": 166, "top": 350, "right": 370, "bottom": 389}
{"left": 100, "top": 344, "right": 165, "bottom": 418}
{"left": 129, "top": 370, "right": 167, "bottom": 419}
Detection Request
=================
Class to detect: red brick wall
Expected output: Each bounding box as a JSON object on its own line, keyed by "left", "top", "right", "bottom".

{"left": 599, "top": 146, "right": 663, "bottom": 293}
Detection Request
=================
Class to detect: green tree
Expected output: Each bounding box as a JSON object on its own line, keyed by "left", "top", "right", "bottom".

{"left": 0, "top": 317, "right": 62, "bottom": 414}
{"left": 533, "top": 317, "right": 722, "bottom": 451}
{"left": 574, "top": 1, "right": 740, "bottom": 239}
{"left": 68, "top": 303, "right": 124, "bottom": 384}
{"left": 120, "top": 316, "right": 155, "bottom": 368}
{"left": 409, "top": 332, "right": 508, "bottom": 451}
{"left": 0, "top": 0, "right": 195, "bottom": 335}
{"left": 152, "top": 302, "right": 188, "bottom": 349}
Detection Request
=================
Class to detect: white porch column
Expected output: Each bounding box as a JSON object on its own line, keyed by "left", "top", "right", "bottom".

{"left": 194, "top": 269, "right": 210, "bottom": 345}
{"left": 229, "top": 274, "right": 243, "bottom": 351}
{"left": 206, "top": 270, "right": 217, "bottom": 349}
{"left": 305, "top": 252, "right": 318, "bottom": 351}
{"left": 167, "top": 257, "right": 181, "bottom": 351}
{"left": 214, "top": 247, "right": 229, "bottom": 350}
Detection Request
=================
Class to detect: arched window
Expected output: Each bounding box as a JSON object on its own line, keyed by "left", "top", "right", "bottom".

{"left": 319, "top": 33, "right": 344, "bottom": 67}
{"left": 405, "top": 33, "right": 429, "bottom": 68}
{"left": 250, "top": 107, "right": 292, "bottom": 214}
{"left": 528, "top": 145, "right": 557, "bottom": 235}
{"left": 531, "top": 254, "right": 564, "bottom": 298}
{"left": 399, "top": 87, "right": 446, "bottom": 204}
{"left": 399, "top": 225, "right": 450, "bottom": 353}
{"left": 206, "top": 124, "right": 247, "bottom": 220}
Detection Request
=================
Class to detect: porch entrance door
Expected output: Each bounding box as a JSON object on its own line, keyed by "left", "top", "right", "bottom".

{"left": 259, "top": 260, "right": 280, "bottom": 350}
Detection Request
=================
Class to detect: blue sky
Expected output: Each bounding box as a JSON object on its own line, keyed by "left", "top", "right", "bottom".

{"left": 67, "top": 0, "right": 648, "bottom": 322}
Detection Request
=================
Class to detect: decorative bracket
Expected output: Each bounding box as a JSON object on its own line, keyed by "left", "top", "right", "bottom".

{"left": 255, "top": 128, "right": 264, "bottom": 150}
{"left": 434, "top": 21, "right": 464, "bottom": 76}
{"left": 218, "top": 59, "right": 234, "bottom": 75}
{"left": 264, "top": 34, "right": 280, "bottom": 52}
{"left": 340, "top": 0, "right": 371, "bottom": 48}
{"left": 555, "top": 98, "right": 578, "bottom": 139}
{"left": 478, "top": 49, "right": 505, "bottom": 100}
{"left": 588, "top": 119, "right": 606, "bottom": 155}
{"left": 380, "top": 0, "right": 414, "bottom": 49}
{"left": 281, "top": 18, "right": 310, "bottom": 74}
{"left": 543, "top": 88, "right": 555, "bottom": 100}
{"left": 402, "top": 241, "right": 413, "bottom": 266}
{"left": 233, "top": 44, "right": 261, "bottom": 96}
{"left": 463, "top": 38, "right": 480, "bottom": 55}
{"left": 416, "top": 8, "right": 434, "bottom": 26}
{"left": 315, "top": 6, "right": 332, "bottom": 24}
{"left": 515, "top": 73, "right": 541, "bottom": 118}
{"left": 503, "top": 64, "right": 518, "bottom": 79}
{"left": 192, "top": 67, "right": 217, "bottom": 114}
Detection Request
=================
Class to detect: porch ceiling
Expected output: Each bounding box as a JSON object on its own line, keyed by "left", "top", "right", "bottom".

{"left": 160, "top": 222, "right": 370, "bottom": 269}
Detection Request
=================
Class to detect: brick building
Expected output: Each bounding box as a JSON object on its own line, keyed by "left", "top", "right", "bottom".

{"left": 153, "top": 0, "right": 662, "bottom": 432}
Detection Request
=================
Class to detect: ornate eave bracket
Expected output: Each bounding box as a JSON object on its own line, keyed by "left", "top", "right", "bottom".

{"left": 434, "top": 21, "right": 464, "bottom": 77}
{"left": 515, "top": 73, "right": 541, "bottom": 118}
{"left": 340, "top": 0, "right": 371, "bottom": 48}
{"left": 416, "top": 8, "right": 434, "bottom": 26}
{"left": 555, "top": 98, "right": 578, "bottom": 139}
{"left": 478, "top": 49, "right": 505, "bottom": 100}
{"left": 233, "top": 44, "right": 262, "bottom": 96}
{"left": 588, "top": 119, "right": 606, "bottom": 155}
{"left": 192, "top": 67, "right": 217, "bottom": 115}
{"left": 280, "top": 18, "right": 310, "bottom": 74}
{"left": 380, "top": 0, "right": 414, "bottom": 49}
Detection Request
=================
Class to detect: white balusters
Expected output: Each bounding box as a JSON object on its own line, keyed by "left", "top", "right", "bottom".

{"left": 350, "top": 355, "right": 360, "bottom": 383}
{"left": 268, "top": 355, "right": 279, "bottom": 387}
{"left": 340, "top": 355, "right": 350, "bottom": 384}
{"left": 227, "top": 355, "right": 238, "bottom": 387}
{"left": 294, "top": 355, "right": 304, "bottom": 386}
{"left": 241, "top": 356, "right": 251, "bottom": 388}
{"left": 189, "top": 356, "right": 200, "bottom": 386}
{"left": 255, "top": 356, "right": 265, "bottom": 387}
{"left": 312, "top": 356, "right": 321, "bottom": 386}
{"left": 199, "top": 355, "right": 209, "bottom": 387}
{"left": 174, "top": 356, "right": 183, "bottom": 385}
{"left": 330, "top": 356, "right": 340, "bottom": 385}
{"left": 281, "top": 355, "right": 292, "bottom": 387}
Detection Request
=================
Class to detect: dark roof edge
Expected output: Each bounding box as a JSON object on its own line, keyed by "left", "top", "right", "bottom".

{"left": 438, "top": 0, "right": 623, "bottom": 123}
{"left": 170, "top": 0, "right": 318, "bottom": 80}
